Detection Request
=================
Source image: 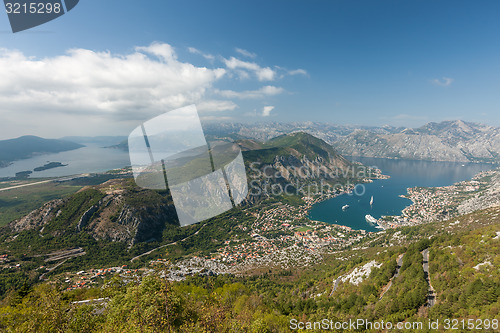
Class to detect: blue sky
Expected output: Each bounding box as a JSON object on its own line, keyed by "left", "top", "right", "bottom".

{"left": 1, "top": 0, "right": 500, "bottom": 138}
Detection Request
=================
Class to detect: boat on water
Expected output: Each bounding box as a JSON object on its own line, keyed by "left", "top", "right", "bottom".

{"left": 370, "top": 195, "right": 374, "bottom": 206}
{"left": 342, "top": 204, "right": 349, "bottom": 211}
{"left": 365, "top": 214, "right": 378, "bottom": 226}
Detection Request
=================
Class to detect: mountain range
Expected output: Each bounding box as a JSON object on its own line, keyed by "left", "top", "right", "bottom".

{"left": 203, "top": 120, "right": 500, "bottom": 163}
{"left": 2, "top": 120, "right": 498, "bottom": 169}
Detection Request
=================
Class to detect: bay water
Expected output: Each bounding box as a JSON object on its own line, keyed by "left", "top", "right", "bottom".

{"left": 308, "top": 157, "right": 496, "bottom": 232}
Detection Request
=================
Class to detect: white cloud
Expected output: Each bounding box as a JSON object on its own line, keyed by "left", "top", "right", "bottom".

{"left": 223, "top": 56, "right": 276, "bottom": 81}
{"left": 390, "top": 114, "right": 428, "bottom": 121}
{"left": 188, "top": 47, "right": 215, "bottom": 61}
{"left": 200, "top": 115, "right": 233, "bottom": 122}
{"left": 0, "top": 42, "right": 307, "bottom": 138}
{"left": 288, "top": 68, "right": 308, "bottom": 76}
{"left": 262, "top": 106, "right": 274, "bottom": 117}
{"left": 197, "top": 100, "right": 238, "bottom": 112}
{"left": 0, "top": 43, "right": 226, "bottom": 137}
{"left": 235, "top": 48, "right": 257, "bottom": 58}
{"left": 432, "top": 77, "right": 454, "bottom": 87}
{"left": 216, "top": 86, "right": 285, "bottom": 99}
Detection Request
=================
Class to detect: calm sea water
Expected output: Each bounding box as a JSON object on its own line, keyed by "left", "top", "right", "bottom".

{"left": 308, "top": 157, "right": 497, "bottom": 232}
{"left": 0, "top": 146, "right": 130, "bottom": 178}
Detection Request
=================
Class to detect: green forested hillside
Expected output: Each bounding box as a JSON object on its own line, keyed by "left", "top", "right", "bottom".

{"left": 0, "top": 205, "right": 498, "bottom": 332}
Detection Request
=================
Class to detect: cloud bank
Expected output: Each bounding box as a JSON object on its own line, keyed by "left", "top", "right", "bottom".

{"left": 0, "top": 42, "right": 306, "bottom": 138}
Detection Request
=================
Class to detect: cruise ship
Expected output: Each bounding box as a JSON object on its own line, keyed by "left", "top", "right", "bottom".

{"left": 365, "top": 214, "right": 384, "bottom": 229}
{"left": 365, "top": 214, "right": 378, "bottom": 225}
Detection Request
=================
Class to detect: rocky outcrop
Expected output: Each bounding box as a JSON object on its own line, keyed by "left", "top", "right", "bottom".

{"left": 91, "top": 202, "right": 176, "bottom": 247}
{"left": 8, "top": 199, "right": 65, "bottom": 233}
{"left": 6, "top": 180, "right": 178, "bottom": 248}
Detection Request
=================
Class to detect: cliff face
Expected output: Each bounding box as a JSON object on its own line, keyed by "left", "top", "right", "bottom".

{"left": 6, "top": 180, "right": 178, "bottom": 248}
{"left": 242, "top": 132, "right": 368, "bottom": 203}
{"left": 9, "top": 199, "right": 65, "bottom": 233}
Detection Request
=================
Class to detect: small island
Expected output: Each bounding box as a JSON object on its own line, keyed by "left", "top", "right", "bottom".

{"left": 14, "top": 170, "right": 33, "bottom": 179}
{"left": 33, "top": 162, "right": 68, "bottom": 172}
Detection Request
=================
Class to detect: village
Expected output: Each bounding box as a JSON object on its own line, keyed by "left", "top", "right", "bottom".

{"left": 380, "top": 170, "right": 495, "bottom": 227}
{"left": 4, "top": 169, "right": 496, "bottom": 288}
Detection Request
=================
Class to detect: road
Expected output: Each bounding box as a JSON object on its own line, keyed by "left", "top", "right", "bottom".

{"left": 130, "top": 223, "right": 206, "bottom": 262}
{"left": 379, "top": 253, "right": 404, "bottom": 300}
{"left": 39, "top": 259, "right": 69, "bottom": 280}
{"left": 0, "top": 179, "right": 53, "bottom": 192}
{"left": 329, "top": 276, "right": 343, "bottom": 296}
{"left": 422, "top": 248, "right": 436, "bottom": 307}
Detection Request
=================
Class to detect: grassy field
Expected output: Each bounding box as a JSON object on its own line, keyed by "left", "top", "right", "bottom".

{"left": 0, "top": 181, "right": 82, "bottom": 226}
{"left": 294, "top": 226, "right": 312, "bottom": 232}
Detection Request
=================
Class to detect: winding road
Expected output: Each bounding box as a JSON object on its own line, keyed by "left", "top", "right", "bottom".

{"left": 329, "top": 276, "right": 343, "bottom": 296}
{"left": 422, "top": 248, "right": 436, "bottom": 307}
{"left": 379, "top": 253, "right": 404, "bottom": 300}
{"left": 130, "top": 223, "right": 206, "bottom": 262}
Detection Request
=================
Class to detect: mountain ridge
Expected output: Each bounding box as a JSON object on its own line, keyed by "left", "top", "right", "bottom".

{"left": 0, "top": 135, "right": 84, "bottom": 168}
{"left": 202, "top": 120, "right": 500, "bottom": 163}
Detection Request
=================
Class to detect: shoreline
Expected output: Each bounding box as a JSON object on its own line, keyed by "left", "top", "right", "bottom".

{"left": 302, "top": 171, "right": 390, "bottom": 233}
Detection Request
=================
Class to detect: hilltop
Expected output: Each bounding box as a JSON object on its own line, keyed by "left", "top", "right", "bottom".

{"left": 0, "top": 136, "right": 84, "bottom": 167}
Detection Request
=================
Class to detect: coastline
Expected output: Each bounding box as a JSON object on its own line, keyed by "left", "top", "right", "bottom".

{"left": 380, "top": 167, "right": 500, "bottom": 228}
{"left": 303, "top": 168, "right": 390, "bottom": 232}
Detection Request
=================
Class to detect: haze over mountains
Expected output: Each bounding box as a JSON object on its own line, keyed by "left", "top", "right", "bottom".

{"left": 204, "top": 120, "right": 500, "bottom": 163}
{"left": 1, "top": 120, "right": 499, "bottom": 170}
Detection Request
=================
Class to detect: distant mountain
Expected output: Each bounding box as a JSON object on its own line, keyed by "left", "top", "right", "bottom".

{"left": 105, "top": 139, "right": 128, "bottom": 151}
{"left": 61, "top": 136, "right": 127, "bottom": 147}
{"left": 203, "top": 120, "right": 500, "bottom": 163}
{"left": 13, "top": 119, "right": 497, "bottom": 166}
{"left": 203, "top": 121, "right": 401, "bottom": 144}
{"left": 240, "top": 132, "right": 374, "bottom": 204}
{"left": 334, "top": 120, "right": 500, "bottom": 163}
{"left": 0, "top": 135, "right": 84, "bottom": 167}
